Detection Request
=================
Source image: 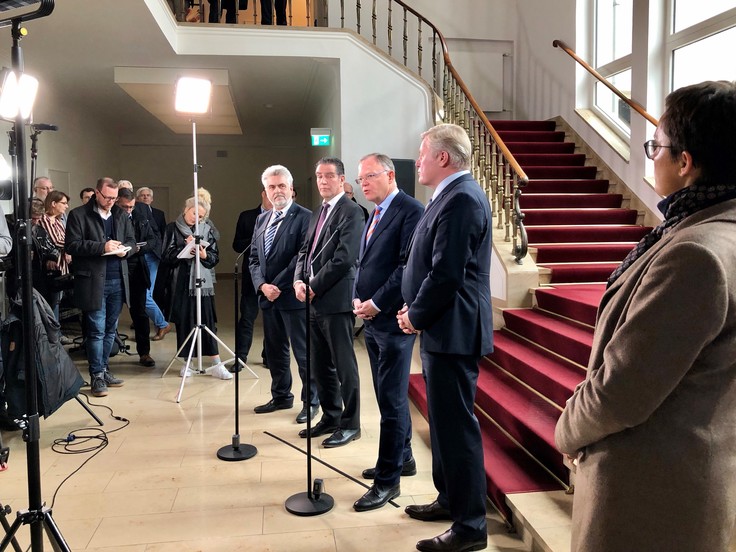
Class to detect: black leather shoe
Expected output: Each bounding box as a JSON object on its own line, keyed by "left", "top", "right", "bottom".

{"left": 362, "top": 457, "right": 417, "bottom": 479}
{"left": 353, "top": 483, "right": 401, "bottom": 512}
{"left": 299, "top": 420, "right": 338, "bottom": 438}
{"left": 405, "top": 500, "right": 452, "bottom": 522}
{"left": 254, "top": 398, "right": 293, "bottom": 414}
{"left": 416, "top": 529, "right": 487, "bottom": 552}
{"left": 295, "top": 405, "right": 319, "bottom": 424}
{"left": 322, "top": 428, "right": 361, "bottom": 448}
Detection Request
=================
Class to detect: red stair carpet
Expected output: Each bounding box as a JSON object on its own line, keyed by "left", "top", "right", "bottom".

{"left": 408, "top": 119, "right": 650, "bottom": 521}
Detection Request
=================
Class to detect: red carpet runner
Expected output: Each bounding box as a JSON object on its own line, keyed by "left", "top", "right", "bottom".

{"left": 407, "top": 119, "right": 650, "bottom": 520}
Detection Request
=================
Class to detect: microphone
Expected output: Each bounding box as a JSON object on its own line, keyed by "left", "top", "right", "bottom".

{"left": 31, "top": 123, "right": 59, "bottom": 132}
{"left": 236, "top": 210, "right": 292, "bottom": 272}
{"left": 308, "top": 218, "right": 348, "bottom": 272}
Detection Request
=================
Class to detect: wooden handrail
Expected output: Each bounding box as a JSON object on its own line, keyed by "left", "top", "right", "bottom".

{"left": 182, "top": 0, "right": 531, "bottom": 262}
{"left": 553, "top": 39, "right": 659, "bottom": 127}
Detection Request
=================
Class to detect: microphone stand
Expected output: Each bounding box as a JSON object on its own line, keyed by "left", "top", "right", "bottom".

{"left": 216, "top": 249, "right": 257, "bottom": 461}
{"left": 285, "top": 219, "right": 347, "bottom": 516}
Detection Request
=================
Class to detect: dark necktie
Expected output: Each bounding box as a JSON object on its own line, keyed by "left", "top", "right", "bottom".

{"left": 263, "top": 210, "right": 282, "bottom": 256}
{"left": 365, "top": 206, "right": 382, "bottom": 243}
{"left": 308, "top": 203, "right": 330, "bottom": 266}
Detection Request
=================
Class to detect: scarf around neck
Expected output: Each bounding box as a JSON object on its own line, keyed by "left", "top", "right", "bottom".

{"left": 175, "top": 214, "right": 215, "bottom": 296}
{"left": 607, "top": 179, "right": 736, "bottom": 288}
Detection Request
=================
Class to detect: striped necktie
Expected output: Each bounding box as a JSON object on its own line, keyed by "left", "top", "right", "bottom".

{"left": 264, "top": 210, "right": 282, "bottom": 256}
{"left": 365, "top": 206, "right": 382, "bottom": 243}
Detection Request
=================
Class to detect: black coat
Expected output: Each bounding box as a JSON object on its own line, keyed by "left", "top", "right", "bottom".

{"left": 65, "top": 200, "right": 136, "bottom": 311}
{"left": 2, "top": 290, "right": 84, "bottom": 418}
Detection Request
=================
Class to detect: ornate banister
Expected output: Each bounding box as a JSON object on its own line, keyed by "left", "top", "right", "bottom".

{"left": 341, "top": 0, "right": 529, "bottom": 262}
{"left": 182, "top": 0, "right": 530, "bottom": 262}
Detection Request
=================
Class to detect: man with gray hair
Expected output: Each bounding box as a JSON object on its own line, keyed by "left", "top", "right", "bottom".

{"left": 134, "top": 186, "right": 171, "bottom": 341}
{"left": 399, "top": 123, "right": 493, "bottom": 552}
{"left": 249, "top": 165, "right": 317, "bottom": 421}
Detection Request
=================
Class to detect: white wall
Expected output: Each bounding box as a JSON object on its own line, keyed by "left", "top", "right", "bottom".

{"left": 142, "top": 0, "right": 434, "bottom": 269}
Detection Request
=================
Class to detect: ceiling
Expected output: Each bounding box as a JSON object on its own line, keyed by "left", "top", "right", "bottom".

{"left": 2, "top": 0, "right": 329, "bottom": 142}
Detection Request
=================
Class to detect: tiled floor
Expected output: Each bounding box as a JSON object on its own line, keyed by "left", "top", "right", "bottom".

{"left": 0, "top": 284, "right": 528, "bottom": 551}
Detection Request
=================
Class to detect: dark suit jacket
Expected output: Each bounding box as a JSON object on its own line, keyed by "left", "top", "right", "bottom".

{"left": 133, "top": 203, "right": 166, "bottom": 256}
{"left": 233, "top": 205, "right": 263, "bottom": 297}
{"left": 127, "top": 209, "right": 159, "bottom": 289}
{"left": 294, "top": 194, "right": 364, "bottom": 314}
{"left": 249, "top": 202, "right": 311, "bottom": 311}
{"left": 401, "top": 173, "right": 493, "bottom": 356}
{"left": 65, "top": 201, "right": 136, "bottom": 312}
{"left": 355, "top": 190, "right": 423, "bottom": 333}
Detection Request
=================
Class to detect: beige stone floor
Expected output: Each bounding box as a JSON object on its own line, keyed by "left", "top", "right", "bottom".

{"left": 0, "top": 284, "right": 528, "bottom": 551}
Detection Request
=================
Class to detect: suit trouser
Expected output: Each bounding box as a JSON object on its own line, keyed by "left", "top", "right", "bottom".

{"left": 310, "top": 310, "right": 359, "bottom": 430}
{"left": 128, "top": 267, "right": 151, "bottom": 357}
{"left": 262, "top": 306, "right": 318, "bottom": 406}
{"left": 236, "top": 290, "right": 260, "bottom": 361}
{"left": 364, "top": 325, "right": 415, "bottom": 487}
{"left": 421, "top": 348, "right": 487, "bottom": 538}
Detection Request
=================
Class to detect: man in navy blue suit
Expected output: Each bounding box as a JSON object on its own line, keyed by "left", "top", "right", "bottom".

{"left": 351, "top": 153, "right": 423, "bottom": 512}
{"left": 399, "top": 124, "right": 493, "bottom": 552}
{"left": 249, "top": 165, "right": 318, "bottom": 423}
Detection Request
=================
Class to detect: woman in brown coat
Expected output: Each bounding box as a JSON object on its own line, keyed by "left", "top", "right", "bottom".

{"left": 555, "top": 81, "right": 736, "bottom": 552}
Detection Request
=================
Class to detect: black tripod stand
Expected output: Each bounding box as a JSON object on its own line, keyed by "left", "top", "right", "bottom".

{"left": 0, "top": 5, "right": 72, "bottom": 551}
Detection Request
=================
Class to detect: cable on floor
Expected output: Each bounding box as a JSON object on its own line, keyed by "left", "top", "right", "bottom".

{"left": 48, "top": 392, "right": 130, "bottom": 509}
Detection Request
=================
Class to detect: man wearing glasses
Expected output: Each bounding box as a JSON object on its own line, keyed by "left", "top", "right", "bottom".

{"left": 351, "top": 153, "right": 423, "bottom": 511}
{"left": 66, "top": 177, "right": 136, "bottom": 397}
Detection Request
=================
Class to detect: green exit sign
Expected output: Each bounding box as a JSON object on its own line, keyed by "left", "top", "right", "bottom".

{"left": 311, "top": 134, "right": 331, "bottom": 146}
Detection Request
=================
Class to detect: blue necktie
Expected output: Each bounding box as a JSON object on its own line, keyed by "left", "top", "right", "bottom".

{"left": 264, "top": 210, "right": 282, "bottom": 256}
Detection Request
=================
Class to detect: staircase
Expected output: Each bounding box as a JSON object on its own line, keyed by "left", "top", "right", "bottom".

{"left": 408, "top": 119, "right": 652, "bottom": 524}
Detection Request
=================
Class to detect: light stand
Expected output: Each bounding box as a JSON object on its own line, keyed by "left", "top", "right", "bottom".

{"left": 160, "top": 77, "right": 256, "bottom": 402}
{"left": 216, "top": 250, "right": 256, "bottom": 461}
{"left": 285, "top": 274, "right": 333, "bottom": 516}
{"left": 0, "top": 3, "right": 72, "bottom": 551}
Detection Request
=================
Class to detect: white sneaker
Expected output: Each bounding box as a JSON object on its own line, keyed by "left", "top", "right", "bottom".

{"left": 180, "top": 367, "right": 193, "bottom": 378}
{"left": 208, "top": 363, "right": 233, "bottom": 380}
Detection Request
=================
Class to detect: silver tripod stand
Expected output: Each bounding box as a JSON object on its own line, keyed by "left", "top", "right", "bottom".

{"left": 159, "top": 116, "right": 256, "bottom": 402}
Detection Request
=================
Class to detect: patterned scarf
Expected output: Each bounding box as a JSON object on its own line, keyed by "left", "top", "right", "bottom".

{"left": 607, "top": 179, "right": 736, "bottom": 288}
{"left": 175, "top": 215, "right": 215, "bottom": 297}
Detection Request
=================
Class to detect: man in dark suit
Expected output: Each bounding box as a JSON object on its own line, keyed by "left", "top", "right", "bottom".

{"left": 134, "top": 187, "right": 171, "bottom": 341}
{"left": 343, "top": 182, "right": 369, "bottom": 223}
{"left": 66, "top": 178, "right": 136, "bottom": 398}
{"left": 351, "top": 153, "right": 423, "bottom": 512}
{"left": 117, "top": 188, "right": 160, "bottom": 368}
{"left": 293, "top": 157, "right": 364, "bottom": 448}
{"left": 233, "top": 190, "right": 272, "bottom": 365}
{"left": 249, "top": 165, "right": 318, "bottom": 423}
{"left": 398, "top": 124, "right": 493, "bottom": 552}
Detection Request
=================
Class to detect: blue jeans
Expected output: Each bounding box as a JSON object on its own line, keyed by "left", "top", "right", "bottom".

{"left": 84, "top": 279, "right": 124, "bottom": 376}
{"left": 144, "top": 252, "right": 168, "bottom": 329}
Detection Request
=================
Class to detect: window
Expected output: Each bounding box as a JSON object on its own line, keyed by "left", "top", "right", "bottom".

{"left": 672, "top": 26, "right": 736, "bottom": 89}
{"left": 593, "top": 0, "right": 633, "bottom": 135}
{"left": 672, "top": 0, "right": 736, "bottom": 32}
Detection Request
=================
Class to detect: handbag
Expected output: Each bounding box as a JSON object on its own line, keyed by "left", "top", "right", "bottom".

{"left": 45, "top": 269, "right": 74, "bottom": 292}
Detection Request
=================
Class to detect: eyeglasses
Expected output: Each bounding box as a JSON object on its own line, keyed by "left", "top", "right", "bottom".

{"left": 355, "top": 170, "right": 389, "bottom": 186}
{"left": 643, "top": 140, "right": 673, "bottom": 160}
{"left": 97, "top": 190, "right": 118, "bottom": 202}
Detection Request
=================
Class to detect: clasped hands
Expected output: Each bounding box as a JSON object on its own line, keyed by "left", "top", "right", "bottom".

{"left": 397, "top": 304, "right": 418, "bottom": 334}
{"left": 353, "top": 299, "right": 379, "bottom": 320}
{"left": 294, "top": 281, "right": 315, "bottom": 302}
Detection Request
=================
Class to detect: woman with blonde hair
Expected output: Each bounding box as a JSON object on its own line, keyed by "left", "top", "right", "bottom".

{"left": 158, "top": 197, "right": 231, "bottom": 379}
